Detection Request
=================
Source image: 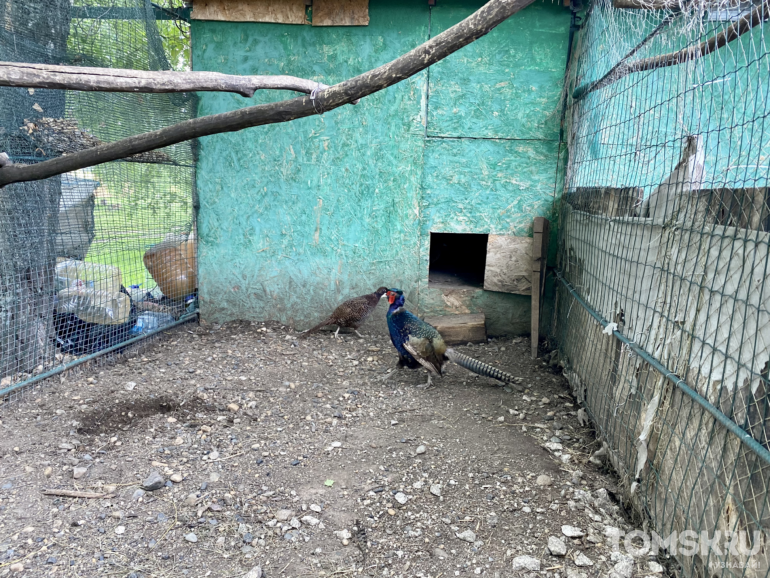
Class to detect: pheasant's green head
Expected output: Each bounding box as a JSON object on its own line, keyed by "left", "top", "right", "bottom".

{"left": 386, "top": 288, "right": 405, "bottom": 307}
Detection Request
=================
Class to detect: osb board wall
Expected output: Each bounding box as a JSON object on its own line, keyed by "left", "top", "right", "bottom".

{"left": 191, "top": 0, "right": 307, "bottom": 24}
{"left": 192, "top": 0, "right": 570, "bottom": 332}
{"left": 313, "top": 0, "right": 369, "bottom": 26}
{"left": 192, "top": 2, "right": 426, "bottom": 328}
{"left": 191, "top": 0, "right": 370, "bottom": 26}
{"left": 483, "top": 234, "right": 532, "bottom": 295}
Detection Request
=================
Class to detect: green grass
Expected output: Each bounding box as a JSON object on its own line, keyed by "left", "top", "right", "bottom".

{"left": 80, "top": 163, "right": 194, "bottom": 292}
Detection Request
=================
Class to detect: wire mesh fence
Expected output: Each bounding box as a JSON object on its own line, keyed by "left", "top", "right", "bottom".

{"left": 0, "top": 0, "right": 197, "bottom": 403}
{"left": 556, "top": 0, "right": 770, "bottom": 575}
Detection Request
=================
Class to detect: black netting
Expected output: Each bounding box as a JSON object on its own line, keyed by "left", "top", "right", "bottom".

{"left": 0, "top": 0, "right": 197, "bottom": 399}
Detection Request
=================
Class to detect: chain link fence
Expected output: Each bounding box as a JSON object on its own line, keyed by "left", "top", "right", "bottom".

{"left": 0, "top": 0, "right": 197, "bottom": 402}
{"left": 556, "top": 0, "right": 770, "bottom": 575}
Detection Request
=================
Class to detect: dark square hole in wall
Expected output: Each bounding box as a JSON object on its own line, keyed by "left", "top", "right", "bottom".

{"left": 429, "top": 232, "right": 488, "bottom": 289}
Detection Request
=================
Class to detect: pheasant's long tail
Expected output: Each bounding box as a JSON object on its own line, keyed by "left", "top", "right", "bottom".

{"left": 299, "top": 317, "right": 334, "bottom": 338}
{"left": 445, "top": 348, "right": 516, "bottom": 384}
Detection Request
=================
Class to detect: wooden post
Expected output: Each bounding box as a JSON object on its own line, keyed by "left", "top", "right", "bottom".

{"left": 531, "top": 217, "right": 550, "bottom": 359}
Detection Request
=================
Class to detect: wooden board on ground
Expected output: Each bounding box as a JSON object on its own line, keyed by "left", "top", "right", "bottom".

{"left": 313, "top": 0, "right": 369, "bottom": 26}
{"left": 424, "top": 313, "right": 486, "bottom": 345}
{"left": 191, "top": 0, "right": 307, "bottom": 24}
{"left": 483, "top": 235, "right": 532, "bottom": 295}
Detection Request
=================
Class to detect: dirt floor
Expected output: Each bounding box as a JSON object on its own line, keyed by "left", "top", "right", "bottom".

{"left": 0, "top": 320, "right": 668, "bottom": 578}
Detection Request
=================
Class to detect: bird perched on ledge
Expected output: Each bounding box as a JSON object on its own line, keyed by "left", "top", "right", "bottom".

{"left": 301, "top": 286, "right": 388, "bottom": 339}
{"left": 385, "top": 288, "right": 517, "bottom": 388}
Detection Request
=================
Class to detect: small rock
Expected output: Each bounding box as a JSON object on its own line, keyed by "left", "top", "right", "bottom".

{"left": 10, "top": 563, "right": 24, "bottom": 572}
{"left": 310, "top": 504, "right": 322, "bottom": 513}
{"left": 547, "top": 536, "right": 567, "bottom": 556}
{"left": 43, "top": 466, "right": 53, "bottom": 478}
{"left": 536, "top": 474, "right": 552, "bottom": 486}
{"left": 46, "top": 557, "right": 57, "bottom": 565}
{"left": 330, "top": 441, "right": 342, "bottom": 448}
{"left": 142, "top": 471, "right": 165, "bottom": 491}
{"left": 125, "top": 381, "right": 136, "bottom": 391}
{"left": 184, "top": 533, "right": 198, "bottom": 543}
{"left": 433, "top": 548, "right": 449, "bottom": 559}
{"left": 567, "top": 570, "right": 587, "bottom": 578}
{"left": 574, "top": 552, "right": 594, "bottom": 567}
{"left": 73, "top": 466, "right": 88, "bottom": 479}
{"left": 334, "top": 529, "right": 352, "bottom": 541}
{"left": 648, "top": 561, "right": 664, "bottom": 573}
{"left": 430, "top": 484, "right": 442, "bottom": 497}
{"left": 227, "top": 403, "right": 239, "bottom": 412}
{"left": 562, "top": 525, "right": 585, "bottom": 538}
{"left": 511, "top": 555, "right": 540, "bottom": 572}
{"left": 415, "top": 445, "right": 426, "bottom": 455}
{"left": 301, "top": 515, "right": 320, "bottom": 526}
{"left": 184, "top": 493, "right": 198, "bottom": 506}
{"left": 610, "top": 552, "right": 634, "bottom": 578}
{"left": 170, "top": 473, "right": 183, "bottom": 483}
{"left": 114, "top": 526, "right": 126, "bottom": 535}
{"left": 289, "top": 517, "right": 302, "bottom": 530}
{"left": 275, "top": 509, "right": 293, "bottom": 522}
{"left": 456, "top": 529, "right": 476, "bottom": 543}
{"left": 395, "top": 492, "right": 408, "bottom": 505}
{"left": 387, "top": 508, "right": 396, "bottom": 516}
{"left": 208, "top": 451, "right": 220, "bottom": 461}
{"left": 545, "top": 442, "right": 563, "bottom": 452}
{"left": 132, "top": 489, "right": 146, "bottom": 500}
{"left": 244, "top": 567, "right": 263, "bottom": 578}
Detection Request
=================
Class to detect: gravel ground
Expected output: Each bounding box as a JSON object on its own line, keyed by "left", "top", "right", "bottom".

{"left": 0, "top": 320, "right": 671, "bottom": 578}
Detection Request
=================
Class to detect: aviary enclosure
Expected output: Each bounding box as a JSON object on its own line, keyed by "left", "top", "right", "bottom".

{"left": 1, "top": 0, "right": 770, "bottom": 577}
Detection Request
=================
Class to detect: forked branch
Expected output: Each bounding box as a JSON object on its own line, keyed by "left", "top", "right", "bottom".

{"left": 0, "top": 0, "right": 536, "bottom": 187}
{"left": 0, "top": 62, "right": 331, "bottom": 98}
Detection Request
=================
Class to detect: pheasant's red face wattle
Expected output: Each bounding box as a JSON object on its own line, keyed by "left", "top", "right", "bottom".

{"left": 387, "top": 291, "right": 396, "bottom": 304}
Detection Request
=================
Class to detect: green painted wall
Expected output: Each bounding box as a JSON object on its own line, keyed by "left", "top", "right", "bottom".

{"left": 192, "top": 0, "right": 570, "bottom": 335}
{"left": 571, "top": 11, "right": 770, "bottom": 194}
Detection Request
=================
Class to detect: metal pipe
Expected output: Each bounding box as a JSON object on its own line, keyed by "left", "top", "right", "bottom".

{"left": 0, "top": 313, "right": 197, "bottom": 400}
{"left": 555, "top": 270, "right": 770, "bottom": 466}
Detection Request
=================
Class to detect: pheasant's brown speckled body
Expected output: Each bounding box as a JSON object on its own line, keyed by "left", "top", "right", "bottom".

{"left": 301, "top": 286, "right": 388, "bottom": 338}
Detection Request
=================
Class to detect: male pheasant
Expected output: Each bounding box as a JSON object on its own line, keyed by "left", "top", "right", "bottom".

{"left": 302, "top": 286, "right": 388, "bottom": 339}
{"left": 385, "top": 288, "right": 517, "bottom": 387}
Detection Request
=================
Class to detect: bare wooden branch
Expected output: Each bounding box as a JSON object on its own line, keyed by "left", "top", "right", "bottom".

{"left": 572, "top": 15, "right": 674, "bottom": 100}
{"left": 573, "top": 0, "right": 769, "bottom": 100}
{"left": 0, "top": 62, "right": 330, "bottom": 98}
{"left": 0, "top": 0, "right": 536, "bottom": 188}
{"left": 43, "top": 489, "right": 116, "bottom": 499}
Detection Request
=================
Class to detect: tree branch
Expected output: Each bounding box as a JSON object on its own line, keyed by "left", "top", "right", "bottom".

{"left": 572, "top": 0, "right": 769, "bottom": 100}
{"left": 572, "top": 14, "right": 674, "bottom": 101}
{"left": 0, "top": 0, "right": 535, "bottom": 187}
{"left": 0, "top": 62, "right": 330, "bottom": 98}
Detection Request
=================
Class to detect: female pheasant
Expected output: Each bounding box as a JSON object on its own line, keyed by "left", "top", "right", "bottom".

{"left": 302, "top": 286, "right": 388, "bottom": 339}
{"left": 385, "top": 288, "right": 517, "bottom": 387}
